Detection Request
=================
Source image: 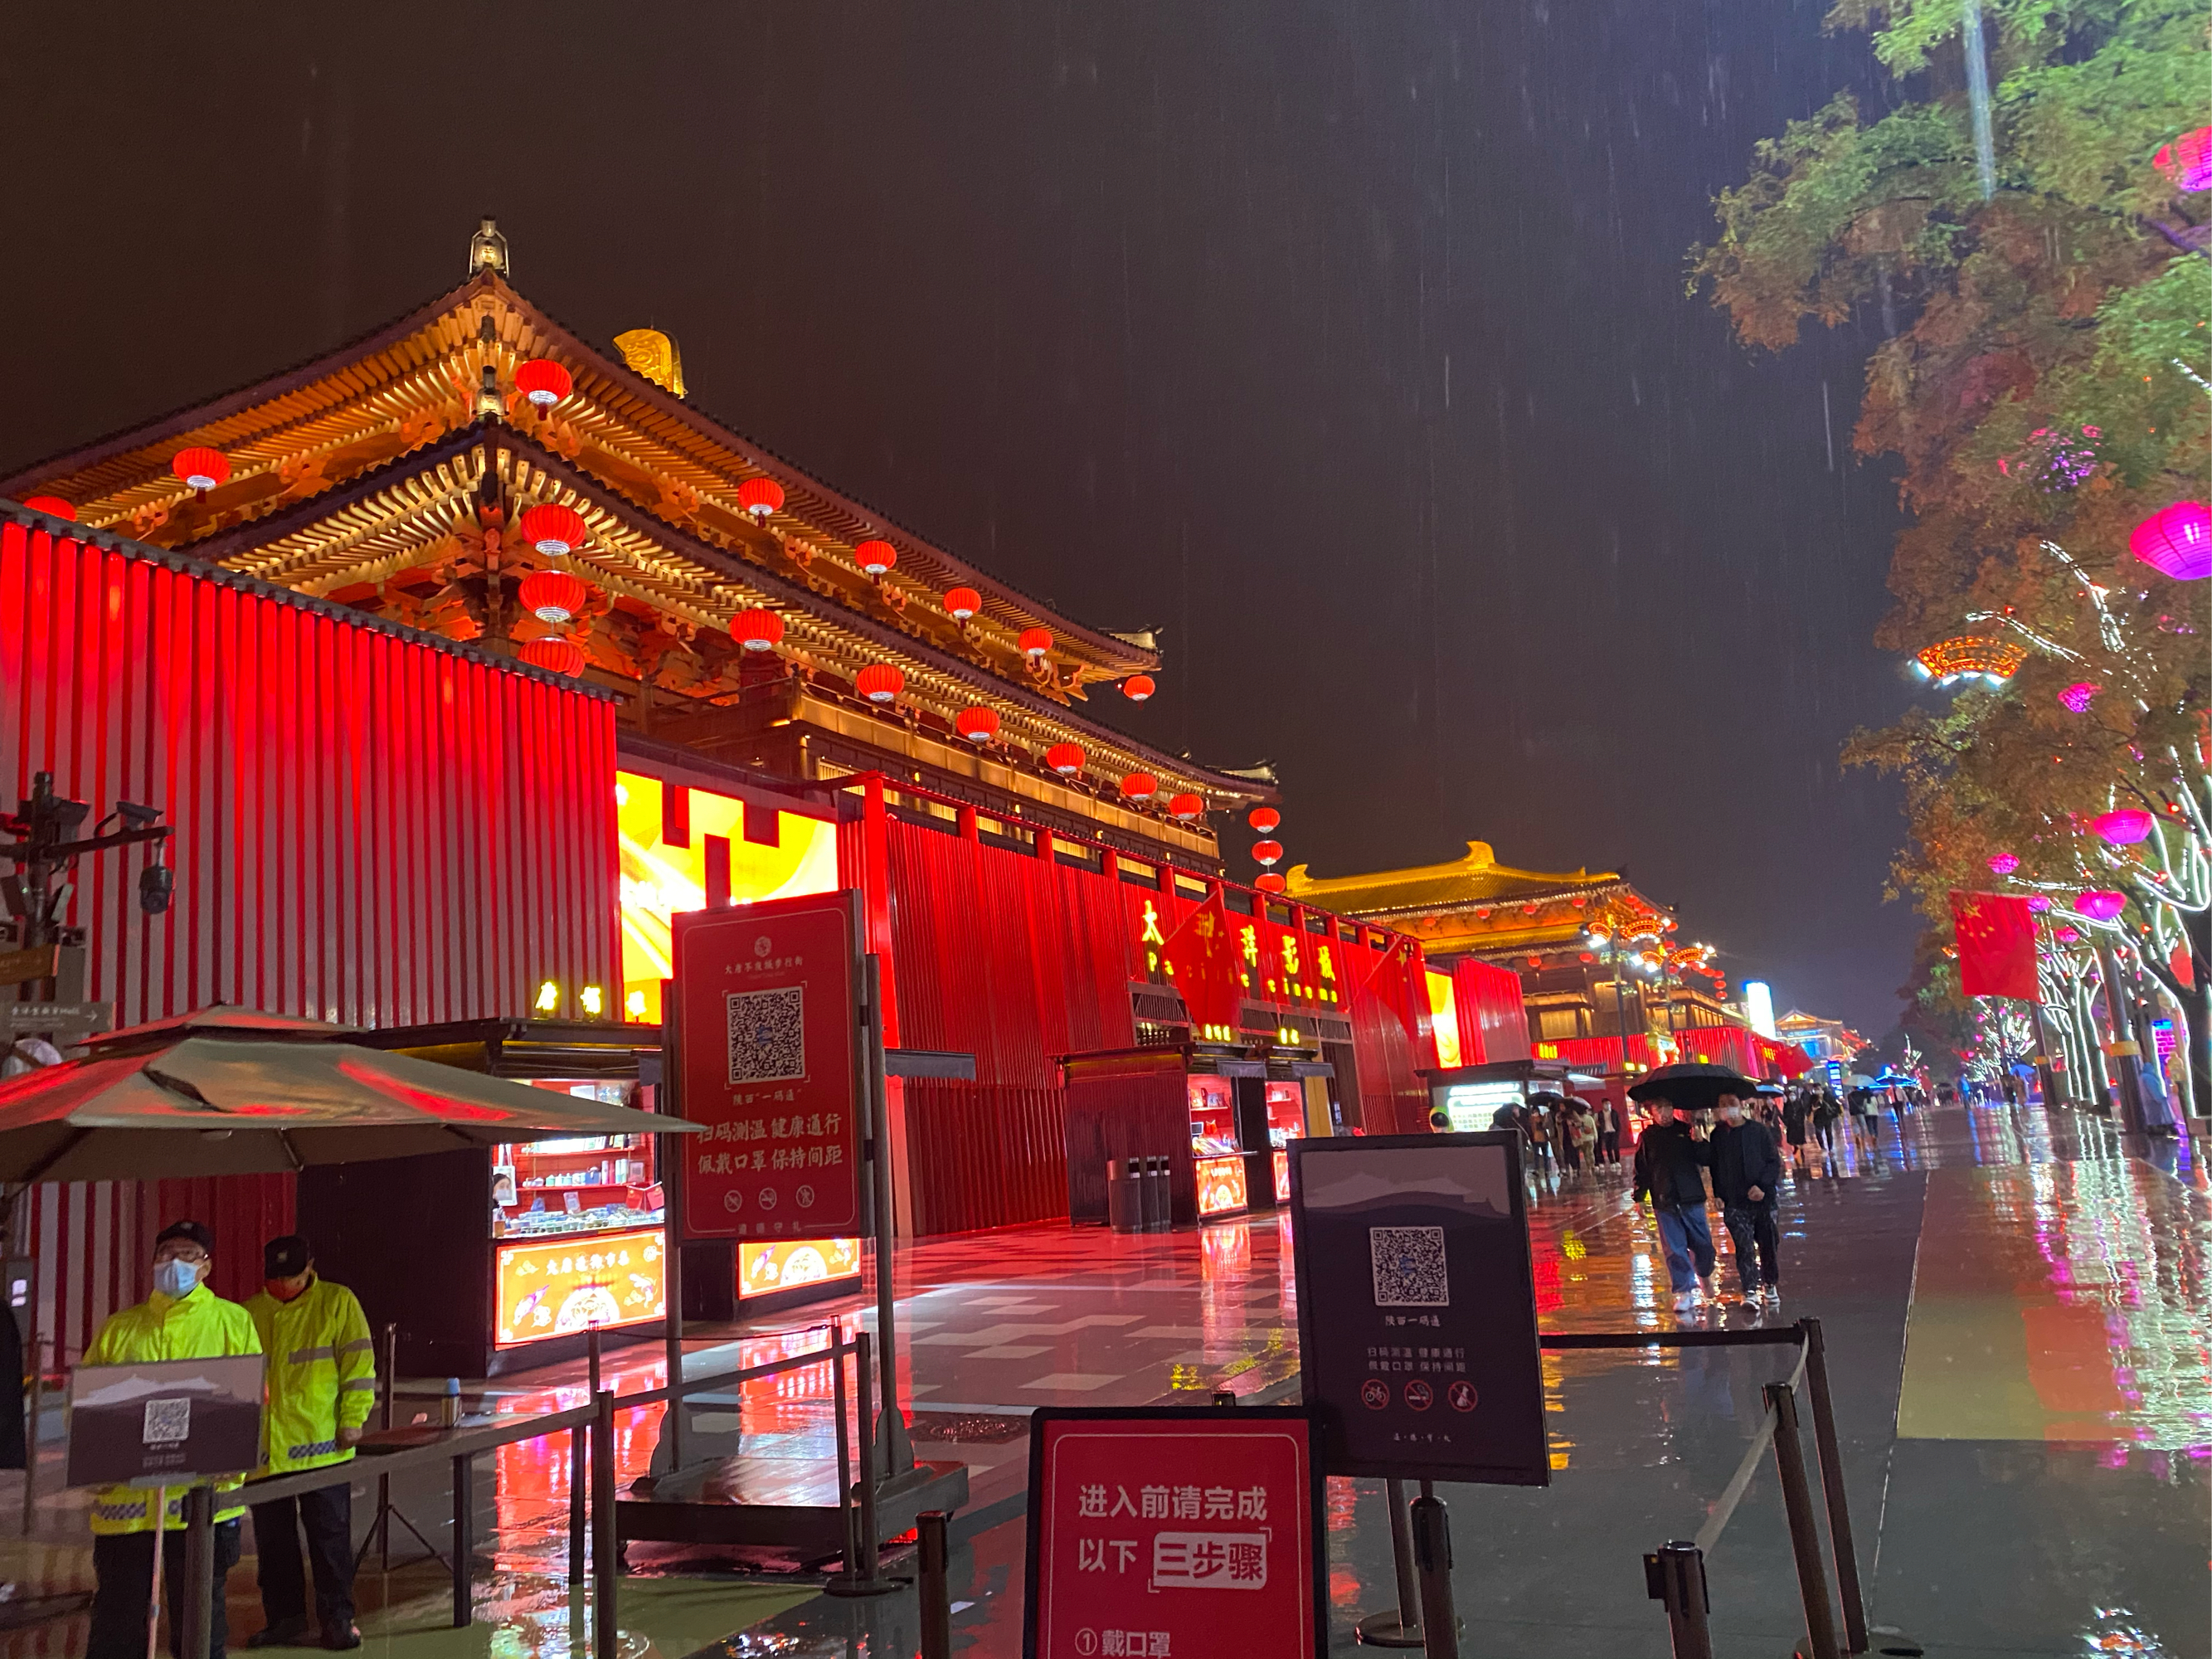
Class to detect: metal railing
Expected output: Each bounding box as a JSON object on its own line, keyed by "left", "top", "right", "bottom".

{"left": 158, "top": 1320, "right": 882, "bottom": 1659}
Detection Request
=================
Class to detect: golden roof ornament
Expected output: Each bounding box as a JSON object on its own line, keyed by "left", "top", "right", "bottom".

{"left": 468, "top": 217, "right": 510, "bottom": 278}
{"left": 615, "top": 328, "right": 686, "bottom": 398}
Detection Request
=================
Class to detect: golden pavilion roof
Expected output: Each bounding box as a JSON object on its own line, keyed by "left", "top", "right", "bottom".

{"left": 1286, "top": 841, "right": 1672, "bottom": 956}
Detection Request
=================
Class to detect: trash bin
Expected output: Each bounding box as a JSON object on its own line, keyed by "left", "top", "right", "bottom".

{"left": 1144, "top": 1155, "right": 1170, "bottom": 1231}
{"left": 1106, "top": 1157, "right": 1143, "bottom": 1233}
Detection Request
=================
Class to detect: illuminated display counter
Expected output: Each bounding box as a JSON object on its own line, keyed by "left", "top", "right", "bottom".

{"left": 1062, "top": 1043, "right": 1335, "bottom": 1228}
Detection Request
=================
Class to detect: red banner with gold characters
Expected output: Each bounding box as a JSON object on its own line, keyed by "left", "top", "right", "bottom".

{"left": 1949, "top": 890, "right": 2040, "bottom": 1002}
{"left": 673, "top": 891, "right": 866, "bottom": 1239}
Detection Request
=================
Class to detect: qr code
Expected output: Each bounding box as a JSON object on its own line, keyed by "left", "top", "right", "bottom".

{"left": 1369, "top": 1226, "right": 1450, "bottom": 1307}
{"left": 142, "top": 1397, "right": 191, "bottom": 1446}
{"left": 726, "top": 986, "right": 805, "bottom": 1085}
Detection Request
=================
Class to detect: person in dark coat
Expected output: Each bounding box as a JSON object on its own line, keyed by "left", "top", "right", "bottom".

{"left": 1709, "top": 1092, "right": 1783, "bottom": 1307}
{"left": 1782, "top": 1090, "right": 1811, "bottom": 1174}
{"left": 1631, "top": 1098, "right": 1715, "bottom": 1314}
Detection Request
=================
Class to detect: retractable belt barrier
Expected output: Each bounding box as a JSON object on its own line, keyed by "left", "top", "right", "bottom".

{"left": 165, "top": 1323, "right": 868, "bottom": 1659}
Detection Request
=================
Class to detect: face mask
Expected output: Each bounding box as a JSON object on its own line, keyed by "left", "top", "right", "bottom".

{"left": 265, "top": 1277, "right": 306, "bottom": 1303}
{"left": 153, "top": 1258, "right": 201, "bottom": 1299}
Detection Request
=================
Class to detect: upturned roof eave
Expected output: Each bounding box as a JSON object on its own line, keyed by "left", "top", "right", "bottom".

{"left": 179, "top": 420, "right": 1266, "bottom": 804}
{"left": 1, "top": 270, "right": 1157, "bottom": 678}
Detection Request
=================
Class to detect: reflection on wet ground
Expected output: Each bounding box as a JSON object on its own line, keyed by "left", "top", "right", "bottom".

{"left": 0, "top": 1102, "right": 2204, "bottom": 1657}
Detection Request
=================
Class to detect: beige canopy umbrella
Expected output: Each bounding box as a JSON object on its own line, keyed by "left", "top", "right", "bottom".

{"left": 0, "top": 1005, "right": 698, "bottom": 1183}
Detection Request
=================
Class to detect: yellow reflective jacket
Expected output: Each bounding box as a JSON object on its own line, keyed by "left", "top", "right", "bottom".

{"left": 80, "top": 1285, "right": 262, "bottom": 1535}
{"left": 242, "top": 1277, "right": 377, "bottom": 1477}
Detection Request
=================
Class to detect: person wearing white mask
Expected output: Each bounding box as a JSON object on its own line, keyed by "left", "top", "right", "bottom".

{"left": 1709, "top": 1094, "right": 1784, "bottom": 1309}
{"left": 82, "top": 1221, "right": 263, "bottom": 1659}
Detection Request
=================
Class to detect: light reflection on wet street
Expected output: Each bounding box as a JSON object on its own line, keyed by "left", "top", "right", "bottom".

{"left": 0, "top": 1101, "right": 2203, "bottom": 1657}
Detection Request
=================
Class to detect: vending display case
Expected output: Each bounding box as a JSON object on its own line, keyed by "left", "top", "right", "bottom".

{"left": 1422, "top": 1058, "right": 1582, "bottom": 1131}
{"left": 304, "top": 1019, "right": 671, "bottom": 1377}
{"left": 1062, "top": 1044, "right": 1337, "bottom": 1227}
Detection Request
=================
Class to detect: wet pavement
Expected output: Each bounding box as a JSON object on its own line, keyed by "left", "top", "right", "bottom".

{"left": 1, "top": 1101, "right": 2205, "bottom": 1657}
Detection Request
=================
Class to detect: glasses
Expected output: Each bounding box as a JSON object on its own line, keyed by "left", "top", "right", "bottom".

{"left": 153, "top": 1245, "right": 209, "bottom": 1266}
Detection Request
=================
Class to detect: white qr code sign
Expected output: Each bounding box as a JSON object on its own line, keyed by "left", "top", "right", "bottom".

{"left": 141, "top": 1397, "right": 191, "bottom": 1445}
{"left": 726, "top": 985, "right": 806, "bottom": 1085}
{"left": 1369, "top": 1226, "right": 1449, "bottom": 1307}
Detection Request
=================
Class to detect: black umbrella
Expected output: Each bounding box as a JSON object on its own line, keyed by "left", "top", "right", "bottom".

{"left": 1627, "top": 1062, "right": 1762, "bottom": 1109}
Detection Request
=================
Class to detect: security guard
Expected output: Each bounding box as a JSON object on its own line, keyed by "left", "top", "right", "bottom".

{"left": 83, "top": 1220, "right": 263, "bottom": 1659}
{"left": 242, "top": 1236, "right": 375, "bottom": 1651}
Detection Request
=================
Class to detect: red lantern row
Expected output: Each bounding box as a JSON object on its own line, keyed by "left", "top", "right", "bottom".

{"left": 172, "top": 447, "right": 231, "bottom": 491}
{"left": 518, "top": 570, "right": 590, "bottom": 625}
{"left": 516, "top": 358, "right": 572, "bottom": 407}
{"left": 519, "top": 637, "right": 586, "bottom": 678}
{"left": 520, "top": 503, "right": 588, "bottom": 556}
{"left": 737, "top": 478, "right": 785, "bottom": 519}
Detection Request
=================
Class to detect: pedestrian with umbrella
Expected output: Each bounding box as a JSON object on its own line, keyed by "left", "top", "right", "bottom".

{"left": 1631, "top": 1065, "right": 1747, "bottom": 1316}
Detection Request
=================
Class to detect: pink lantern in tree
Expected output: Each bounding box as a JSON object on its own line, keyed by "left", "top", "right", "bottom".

{"left": 2026, "top": 895, "right": 2052, "bottom": 912}
{"left": 2075, "top": 890, "right": 2127, "bottom": 922}
{"left": 1987, "top": 853, "right": 2020, "bottom": 875}
{"left": 2129, "top": 501, "right": 2212, "bottom": 581}
{"left": 2059, "top": 682, "right": 2098, "bottom": 713}
{"left": 2093, "top": 808, "right": 2155, "bottom": 846}
{"left": 2055, "top": 927, "right": 2080, "bottom": 944}
{"left": 2153, "top": 126, "right": 2212, "bottom": 192}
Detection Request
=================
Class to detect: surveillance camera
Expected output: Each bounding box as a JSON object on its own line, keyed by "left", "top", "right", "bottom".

{"left": 139, "top": 864, "right": 173, "bottom": 916}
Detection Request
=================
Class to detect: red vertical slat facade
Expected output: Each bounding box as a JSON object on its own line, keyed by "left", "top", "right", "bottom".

{"left": 0, "top": 517, "right": 620, "bottom": 1356}
{"left": 839, "top": 798, "right": 1434, "bottom": 1236}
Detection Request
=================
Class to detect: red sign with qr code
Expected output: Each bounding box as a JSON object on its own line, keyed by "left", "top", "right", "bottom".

{"left": 1024, "top": 1408, "right": 1325, "bottom": 1659}
{"left": 673, "top": 892, "right": 863, "bottom": 1239}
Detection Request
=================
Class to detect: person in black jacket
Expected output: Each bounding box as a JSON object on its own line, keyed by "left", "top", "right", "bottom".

{"left": 1631, "top": 1099, "right": 1715, "bottom": 1314}
{"left": 1709, "top": 1092, "right": 1784, "bottom": 1307}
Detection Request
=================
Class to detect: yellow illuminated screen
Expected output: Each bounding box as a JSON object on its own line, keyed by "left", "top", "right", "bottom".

{"left": 616, "top": 770, "right": 839, "bottom": 1021}
{"left": 1427, "top": 969, "right": 1464, "bottom": 1070}
{"left": 739, "top": 1238, "right": 863, "bottom": 1299}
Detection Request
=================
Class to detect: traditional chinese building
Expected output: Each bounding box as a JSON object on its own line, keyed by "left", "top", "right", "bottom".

{"left": 1774, "top": 1010, "right": 1869, "bottom": 1068}
{"left": 1288, "top": 841, "right": 1810, "bottom": 1087}
{"left": 2, "top": 226, "right": 1439, "bottom": 1355}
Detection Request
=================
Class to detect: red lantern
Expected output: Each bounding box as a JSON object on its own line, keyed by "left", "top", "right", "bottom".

{"left": 731, "top": 607, "right": 785, "bottom": 651}
{"left": 518, "top": 570, "right": 590, "bottom": 625}
{"left": 1251, "top": 839, "right": 1284, "bottom": 868}
{"left": 520, "top": 503, "right": 589, "bottom": 556}
{"left": 737, "top": 478, "right": 785, "bottom": 519}
{"left": 515, "top": 358, "right": 572, "bottom": 407}
{"left": 171, "top": 448, "right": 231, "bottom": 491}
{"left": 1256, "top": 873, "right": 1287, "bottom": 894}
{"left": 1046, "top": 743, "right": 1086, "bottom": 776}
{"left": 518, "top": 638, "right": 586, "bottom": 677}
{"left": 855, "top": 539, "right": 897, "bottom": 576}
{"left": 1248, "top": 807, "right": 1281, "bottom": 834}
{"left": 1121, "top": 772, "right": 1158, "bottom": 801}
{"left": 944, "top": 586, "right": 982, "bottom": 620}
{"left": 955, "top": 706, "right": 1000, "bottom": 744}
{"left": 855, "top": 664, "right": 905, "bottom": 703}
{"left": 19, "top": 496, "right": 74, "bottom": 521}
{"left": 1018, "top": 627, "right": 1053, "bottom": 659}
{"left": 1167, "top": 792, "right": 1204, "bottom": 821}
{"left": 1122, "top": 674, "right": 1155, "bottom": 702}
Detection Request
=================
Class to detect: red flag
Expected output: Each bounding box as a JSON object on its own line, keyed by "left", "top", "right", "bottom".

{"left": 1161, "top": 892, "right": 1243, "bottom": 1035}
{"left": 1948, "top": 890, "right": 2040, "bottom": 1001}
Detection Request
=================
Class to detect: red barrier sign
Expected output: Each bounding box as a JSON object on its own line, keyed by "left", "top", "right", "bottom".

{"left": 673, "top": 891, "right": 863, "bottom": 1238}
{"left": 1024, "top": 1407, "right": 1325, "bottom": 1659}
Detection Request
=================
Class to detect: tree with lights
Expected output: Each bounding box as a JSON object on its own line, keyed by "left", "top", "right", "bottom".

{"left": 1694, "top": 0, "right": 2210, "bottom": 1116}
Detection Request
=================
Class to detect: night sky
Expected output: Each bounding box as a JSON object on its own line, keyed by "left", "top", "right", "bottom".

{"left": 3, "top": 2, "right": 1922, "bottom": 1038}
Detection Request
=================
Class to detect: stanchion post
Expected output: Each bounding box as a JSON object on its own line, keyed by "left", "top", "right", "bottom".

{"left": 1764, "top": 1383, "right": 1842, "bottom": 1659}
{"left": 450, "top": 1450, "right": 473, "bottom": 1628}
{"left": 916, "top": 1510, "right": 952, "bottom": 1659}
{"left": 20, "top": 1301, "right": 40, "bottom": 1534}
{"left": 853, "top": 1330, "right": 880, "bottom": 1579}
{"left": 586, "top": 1323, "right": 602, "bottom": 1397}
{"left": 1409, "top": 1483, "right": 1457, "bottom": 1659}
{"left": 376, "top": 1323, "right": 398, "bottom": 1569}
{"left": 183, "top": 1484, "right": 215, "bottom": 1659}
{"left": 566, "top": 1423, "right": 587, "bottom": 1591}
{"left": 1642, "top": 1540, "right": 1713, "bottom": 1659}
{"left": 1353, "top": 1477, "right": 1425, "bottom": 1647}
{"left": 831, "top": 1325, "right": 853, "bottom": 1570}
{"left": 1798, "top": 1320, "right": 1867, "bottom": 1655}
{"left": 591, "top": 1389, "right": 618, "bottom": 1659}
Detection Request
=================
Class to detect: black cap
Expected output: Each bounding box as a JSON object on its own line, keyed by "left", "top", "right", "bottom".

{"left": 264, "top": 1235, "right": 313, "bottom": 1277}
{"left": 154, "top": 1219, "right": 214, "bottom": 1255}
